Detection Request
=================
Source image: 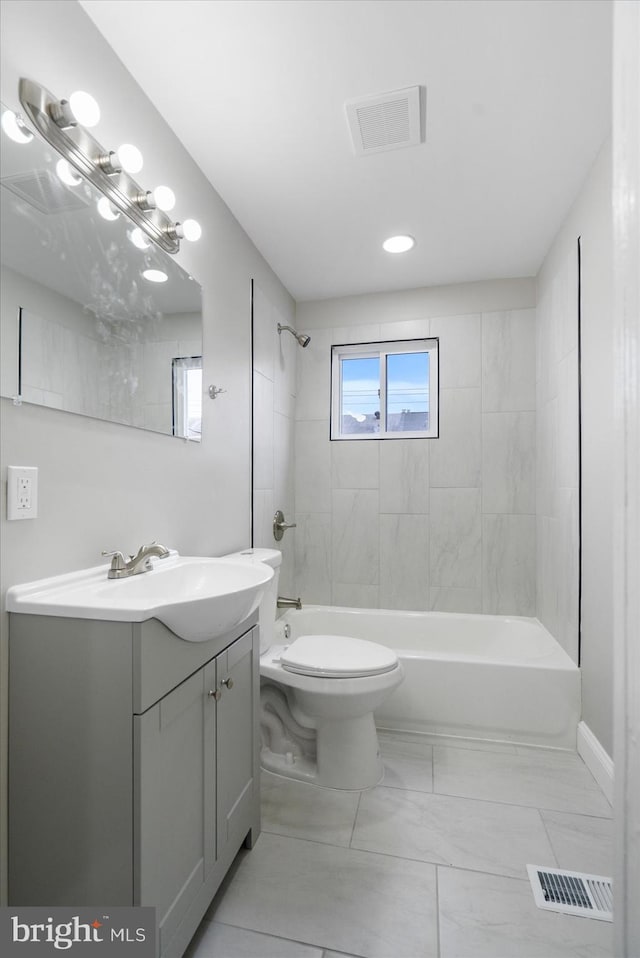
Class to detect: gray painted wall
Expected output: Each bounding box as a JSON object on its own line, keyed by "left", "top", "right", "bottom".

{"left": 0, "top": 0, "right": 295, "bottom": 904}
{"left": 536, "top": 141, "right": 614, "bottom": 757}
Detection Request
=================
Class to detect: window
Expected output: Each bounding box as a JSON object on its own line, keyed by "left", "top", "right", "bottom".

{"left": 331, "top": 339, "right": 438, "bottom": 440}
{"left": 172, "top": 356, "right": 202, "bottom": 440}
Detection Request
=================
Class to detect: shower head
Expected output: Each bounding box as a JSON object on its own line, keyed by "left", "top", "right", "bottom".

{"left": 277, "top": 323, "right": 311, "bottom": 348}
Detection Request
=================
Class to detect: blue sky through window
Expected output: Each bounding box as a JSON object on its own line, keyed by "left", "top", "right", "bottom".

{"left": 341, "top": 352, "right": 429, "bottom": 418}
{"left": 387, "top": 352, "right": 429, "bottom": 416}
{"left": 341, "top": 356, "right": 380, "bottom": 418}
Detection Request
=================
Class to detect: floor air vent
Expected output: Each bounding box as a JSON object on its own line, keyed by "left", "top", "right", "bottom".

{"left": 527, "top": 865, "right": 613, "bottom": 922}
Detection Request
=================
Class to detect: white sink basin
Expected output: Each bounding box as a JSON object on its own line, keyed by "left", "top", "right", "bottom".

{"left": 5, "top": 553, "right": 273, "bottom": 642}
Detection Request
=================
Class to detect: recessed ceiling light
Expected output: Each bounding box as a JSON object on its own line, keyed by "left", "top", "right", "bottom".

{"left": 142, "top": 269, "right": 168, "bottom": 283}
{"left": 383, "top": 234, "right": 415, "bottom": 253}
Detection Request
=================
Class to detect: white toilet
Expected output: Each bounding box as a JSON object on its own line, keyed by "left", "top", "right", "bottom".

{"left": 224, "top": 548, "right": 403, "bottom": 790}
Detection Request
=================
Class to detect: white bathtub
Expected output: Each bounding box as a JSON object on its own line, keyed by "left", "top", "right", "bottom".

{"left": 274, "top": 606, "right": 581, "bottom": 749}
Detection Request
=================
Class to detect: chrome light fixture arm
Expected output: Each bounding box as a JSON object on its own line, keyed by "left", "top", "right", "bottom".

{"left": 18, "top": 77, "right": 183, "bottom": 254}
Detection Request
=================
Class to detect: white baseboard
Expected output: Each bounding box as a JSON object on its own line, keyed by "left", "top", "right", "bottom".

{"left": 577, "top": 721, "right": 614, "bottom": 806}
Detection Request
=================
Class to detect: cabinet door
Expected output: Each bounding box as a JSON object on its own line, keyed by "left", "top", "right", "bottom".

{"left": 216, "top": 628, "right": 258, "bottom": 854}
{"left": 134, "top": 658, "right": 217, "bottom": 954}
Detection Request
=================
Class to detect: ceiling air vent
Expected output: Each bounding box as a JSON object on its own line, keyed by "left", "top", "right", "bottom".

{"left": 527, "top": 865, "right": 613, "bottom": 922}
{"left": 346, "top": 86, "right": 422, "bottom": 156}
{"left": 0, "top": 169, "right": 91, "bottom": 215}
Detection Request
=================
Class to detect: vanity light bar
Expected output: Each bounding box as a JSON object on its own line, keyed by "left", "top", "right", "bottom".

{"left": 17, "top": 77, "right": 198, "bottom": 255}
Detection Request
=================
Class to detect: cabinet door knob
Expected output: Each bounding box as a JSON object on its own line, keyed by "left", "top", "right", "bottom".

{"left": 208, "top": 689, "right": 221, "bottom": 700}
{"left": 221, "top": 677, "right": 234, "bottom": 690}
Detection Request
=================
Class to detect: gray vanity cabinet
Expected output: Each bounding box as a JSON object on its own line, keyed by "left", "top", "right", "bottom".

{"left": 134, "top": 659, "right": 217, "bottom": 952}
{"left": 9, "top": 613, "right": 260, "bottom": 958}
{"left": 216, "top": 630, "right": 256, "bottom": 852}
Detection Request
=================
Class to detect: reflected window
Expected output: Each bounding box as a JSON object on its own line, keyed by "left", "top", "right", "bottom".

{"left": 172, "top": 356, "right": 202, "bottom": 440}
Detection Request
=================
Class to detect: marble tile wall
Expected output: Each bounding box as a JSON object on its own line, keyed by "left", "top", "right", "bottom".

{"left": 252, "top": 281, "right": 297, "bottom": 596}
{"left": 20, "top": 304, "right": 202, "bottom": 436}
{"left": 294, "top": 309, "right": 536, "bottom": 615}
{"left": 536, "top": 247, "right": 580, "bottom": 662}
{"left": 21, "top": 308, "right": 102, "bottom": 418}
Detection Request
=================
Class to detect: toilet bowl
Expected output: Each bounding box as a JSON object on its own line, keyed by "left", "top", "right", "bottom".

{"left": 223, "top": 548, "right": 404, "bottom": 790}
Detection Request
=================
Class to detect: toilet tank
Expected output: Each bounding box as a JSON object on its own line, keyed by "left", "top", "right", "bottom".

{"left": 222, "top": 548, "right": 281, "bottom": 653}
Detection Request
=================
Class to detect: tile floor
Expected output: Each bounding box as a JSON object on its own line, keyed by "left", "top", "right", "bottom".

{"left": 187, "top": 732, "right": 614, "bottom": 958}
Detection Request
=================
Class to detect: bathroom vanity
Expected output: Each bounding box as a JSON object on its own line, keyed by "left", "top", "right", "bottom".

{"left": 8, "top": 611, "right": 260, "bottom": 958}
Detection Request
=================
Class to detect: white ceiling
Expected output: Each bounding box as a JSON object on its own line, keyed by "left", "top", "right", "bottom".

{"left": 79, "top": 0, "right": 612, "bottom": 302}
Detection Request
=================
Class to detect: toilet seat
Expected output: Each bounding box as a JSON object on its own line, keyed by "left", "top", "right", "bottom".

{"left": 280, "top": 634, "right": 398, "bottom": 679}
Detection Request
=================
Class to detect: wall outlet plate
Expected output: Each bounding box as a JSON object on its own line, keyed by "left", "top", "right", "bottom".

{"left": 7, "top": 465, "right": 38, "bottom": 520}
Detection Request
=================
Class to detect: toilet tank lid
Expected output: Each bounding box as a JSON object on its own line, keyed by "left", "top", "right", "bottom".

{"left": 281, "top": 634, "right": 398, "bottom": 678}
{"left": 223, "top": 548, "right": 282, "bottom": 569}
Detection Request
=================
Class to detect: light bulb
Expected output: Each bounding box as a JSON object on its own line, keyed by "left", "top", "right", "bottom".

{"left": 129, "top": 227, "right": 151, "bottom": 250}
{"left": 182, "top": 219, "right": 202, "bottom": 242}
{"left": 1, "top": 110, "right": 33, "bottom": 144}
{"left": 142, "top": 269, "right": 168, "bottom": 283}
{"left": 153, "top": 185, "right": 176, "bottom": 212}
{"left": 117, "top": 143, "right": 143, "bottom": 174}
{"left": 56, "top": 158, "right": 82, "bottom": 186}
{"left": 68, "top": 91, "right": 100, "bottom": 128}
{"left": 382, "top": 234, "right": 415, "bottom": 253}
{"left": 97, "top": 197, "right": 120, "bottom": 221}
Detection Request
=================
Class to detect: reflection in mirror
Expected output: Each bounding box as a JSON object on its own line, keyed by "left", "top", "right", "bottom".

{"left": 0, "top": 102, "right": 203, "bottom": 440}
{"left": 172, "top": 356, "right": 202, "bottom": 440}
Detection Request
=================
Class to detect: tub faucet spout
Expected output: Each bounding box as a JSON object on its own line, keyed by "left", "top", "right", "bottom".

{"left": 277, "top": 595, "right": 302, "bottom": 610}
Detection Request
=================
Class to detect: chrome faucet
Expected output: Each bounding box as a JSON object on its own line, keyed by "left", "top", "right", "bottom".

{"left": 102, "top": 542, "right": 171, "bottom": 579}
{"left": 277, "top": 595, "right": 302, "bottom": 610}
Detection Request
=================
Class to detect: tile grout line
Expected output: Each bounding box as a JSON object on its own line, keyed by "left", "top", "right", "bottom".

{"left": 349, "top": 789, "right": 364, "bottom": 848}
{"left": 211, "top": 918, "right": 327, "bottom": 955}
{"left": 265, "top": 748, "right": 612, "bottom": 820}
{"left": 428, "top": 786, "right": 613, "bottom": 820}
{"left": 435, "top": 864, "right": 442, "bottom": 958}
{"left": 263, "top": 829, "right": 537, "bottom": 884}
{"left": 536, "top": 807, "right": 561, "bottom": 869}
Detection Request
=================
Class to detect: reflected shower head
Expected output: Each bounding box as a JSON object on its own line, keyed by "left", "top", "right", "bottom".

{"left": 277, "top": 323, "right": 311, "bottom": 348}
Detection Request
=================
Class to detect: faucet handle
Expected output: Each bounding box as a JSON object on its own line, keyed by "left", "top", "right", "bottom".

{"left": 101, "top": 550, "right": 126, "bottom": 571}
{"left": 273, "top": 510, "right": 297, "bottom": 541}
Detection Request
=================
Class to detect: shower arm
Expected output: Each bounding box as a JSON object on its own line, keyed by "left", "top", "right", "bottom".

{"left": 277, "top": 323, "right": 311, "bottom": 348}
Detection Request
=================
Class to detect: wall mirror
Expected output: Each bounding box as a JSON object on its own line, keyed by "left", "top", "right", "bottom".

{"left": 0, "top": 102, "right": 203, "bottom": 440}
